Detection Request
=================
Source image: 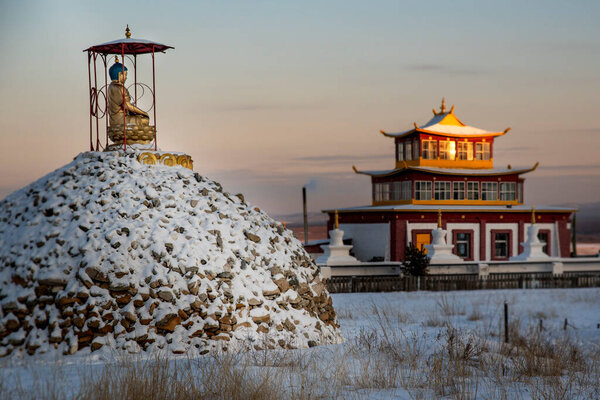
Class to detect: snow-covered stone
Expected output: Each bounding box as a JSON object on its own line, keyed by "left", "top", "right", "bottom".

{"left": 0, "top": 150, "right": 342, "bottom": 357}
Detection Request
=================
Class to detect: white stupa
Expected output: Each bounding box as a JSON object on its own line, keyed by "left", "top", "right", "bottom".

{"left": 424, "top": 210, "right": 463, "bottom": 264}
{"left": 315, "top": 210, "right": 360, "bottom": 266}
{"left": 510, "top": 207, "right": 552, "bottom": 261}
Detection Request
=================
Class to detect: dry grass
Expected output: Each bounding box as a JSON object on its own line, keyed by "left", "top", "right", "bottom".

{"left": 2, "top": 295, "right": 599, "bottom": 400}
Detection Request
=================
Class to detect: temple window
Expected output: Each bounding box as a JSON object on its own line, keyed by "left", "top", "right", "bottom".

{"left": 422, "top": 140, "right": 437, "bottom": 159}
{"left": 481, "top": 182, "right": 498, "bottom": 201}
{"left": 415, "top": 181, "right": 432, "bottom": 200}
{"left": 373, "top": 183, "right": 381, "bottom": 202}
{"left": 453, "top": 181, "right": 465, "bottom": 200}
{"left": 392, "top": 181, "right": 412, "bottom": 201}
{"left": 439, "top": 141, "right": 456, "bottom": 160}
{"left": 413, "top": 139, "right": 419, "bottom": 159}
{"left": 467, "top": 182, "right": 479, "bottom": 200}
{"left": 493, "top": 232, "right": 510, "bottom": 259}
{"left": 457, "top": 142, "right": 473, "bottom": 160}
{"left": 397, "top": 142, "right": 404, "bottom": 162}
{"left": 455, "top": 232, "right": 471, "bottom": 259}
{"left": 476, "top": 142, "right": 491, "bottom": 160}
{"left": 500, "top": 182, "right": 516, "bottom": 201}
{"left": 405, "top": 142, "right": 412, "bottom": 161}
{"left": 381, "top": 183, "right": 390, "bottom": 201}
{"left": 434, "top": 181, "right": 451, "bottom": 200}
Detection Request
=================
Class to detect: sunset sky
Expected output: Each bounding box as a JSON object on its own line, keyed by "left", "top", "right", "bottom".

{"left": 1, "top": 1, "right": 599, "bottom": 217}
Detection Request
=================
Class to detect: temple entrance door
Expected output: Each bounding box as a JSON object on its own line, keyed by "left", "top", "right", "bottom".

{"left": 416, "top": 233, "right": 431, "bottom": 254}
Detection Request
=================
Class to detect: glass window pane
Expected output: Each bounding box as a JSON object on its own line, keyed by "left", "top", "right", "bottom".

{"left": 397, "top": 142, "right": 404, "bottom": 162}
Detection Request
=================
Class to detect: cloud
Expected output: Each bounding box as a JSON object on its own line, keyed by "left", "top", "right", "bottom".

{"left": 538, "top": 164, "right": 600, "bottom": 170}
{"left": 294, "top": 154, "right": 390, "bottom": 163}
{"left": 212, "top": 102, "right": 319, "bottom": 112}
{"left": 404, "top": 64, "right": 486, "bottom": 76}
{"left": 494, "top": 145, "right": 535, "bottom": 153}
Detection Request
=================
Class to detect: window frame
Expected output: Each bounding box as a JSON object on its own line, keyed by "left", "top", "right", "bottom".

{"left": 452, "top": 230, "right": 474, "bottom": 261}
{"left": 467, "top": 181, "right": 479, "bottom": 200}
{"left": 491, "top": 230, "right": 512, "bottom": 260}
{"left": 475, "top": 142, "right": 491, "bottom": 160}
{"left": 500, "top": 182, "right": 516, "bottom": 201}
{"left": 453, "top": 181, "right": 465, "bottom": 200}
{"left": 481, "top": 182, "right": 498, "bottom": 201}
{"left": 397, "top": 142, "right": 404, "bottom": 162}
{"left": 439, "top": 140, "right": 456, "bottom": 160}
{"left": 433, "top": 181, "right": 451, "bottom": 200}
{"left": 422, "top": 140, "right": 437, "bottom": 160}
{"left": 414, "top": 181, "right": 432, "bottom": 200}
{"left": 413, "top": 138, "right": 419, "bottom": 159}
{"left": 405, "top": 141, "right": 412, "bottom": 161}
{"left": 457, "top": 141, "right": 474, "bottom": 161}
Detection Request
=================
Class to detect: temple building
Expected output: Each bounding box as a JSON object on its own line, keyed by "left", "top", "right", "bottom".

{"left": 322, "top": 100, "right": 575, "bottom": 263}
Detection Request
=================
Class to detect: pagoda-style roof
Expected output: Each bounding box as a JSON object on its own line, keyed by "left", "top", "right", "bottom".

{"left": 352, "top": 163, "right": 538, "bottom": 178}
{"left": 380, "top": 99, "right": 510, "bottom": 139}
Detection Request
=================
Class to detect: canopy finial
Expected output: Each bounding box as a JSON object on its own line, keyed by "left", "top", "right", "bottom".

{"left": 440, "top": 97, "right": 446, "bottom": 114}
{"left": 125, "top": 25, "right": 131, "bottom": 39}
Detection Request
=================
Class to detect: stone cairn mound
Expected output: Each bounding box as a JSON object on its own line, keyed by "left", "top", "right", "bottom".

{"left": 0, "top": 151, "right": 342, "bottom": 356}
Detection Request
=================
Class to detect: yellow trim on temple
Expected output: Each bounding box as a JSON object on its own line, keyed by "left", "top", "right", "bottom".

{"left": 373, "top": 199, "right": 521, "bottom": 207}
{"left": 396, "top": 158, "right": 494, "bottom": 169}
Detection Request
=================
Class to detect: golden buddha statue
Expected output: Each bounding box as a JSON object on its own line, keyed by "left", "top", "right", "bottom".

{"left": 107, "top": 57, "right": 156, "bottom": 146}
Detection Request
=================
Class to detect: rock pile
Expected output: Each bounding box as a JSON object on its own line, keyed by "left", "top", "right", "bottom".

{"left": 0, "top": 151, "right": 342, "bottom": 356}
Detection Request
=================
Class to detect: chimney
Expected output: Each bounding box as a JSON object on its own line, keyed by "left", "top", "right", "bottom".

{"left": 302, "top": 186, "right": 308, "bottom": 244}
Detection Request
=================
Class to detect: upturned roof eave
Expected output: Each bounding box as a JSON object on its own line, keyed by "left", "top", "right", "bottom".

{"left": 352, "top": 162, "right": 539, "bottom": 178}
{"left": 380, "top": 128, "right": 507, "bottom": 139}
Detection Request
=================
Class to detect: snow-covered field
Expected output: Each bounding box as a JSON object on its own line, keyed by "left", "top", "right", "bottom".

{"left": 1, "top": 288, "right": 599, "bottom": 399}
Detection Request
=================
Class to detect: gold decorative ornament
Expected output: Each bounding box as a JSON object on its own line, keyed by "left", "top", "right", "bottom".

{"left": 125, "top": 25, "right": 131, "bottom": 39}
{"left": 137, "top": 152, "right": 193, "bottom": 170}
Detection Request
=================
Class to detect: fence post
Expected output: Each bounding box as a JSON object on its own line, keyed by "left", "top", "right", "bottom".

{"left": 504, "top": 303, "right": 509, "bottom": 343}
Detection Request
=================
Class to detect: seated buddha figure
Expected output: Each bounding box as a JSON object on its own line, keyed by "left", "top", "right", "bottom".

{"left": 107, "top": 58, "right": 155, "bottom": 145}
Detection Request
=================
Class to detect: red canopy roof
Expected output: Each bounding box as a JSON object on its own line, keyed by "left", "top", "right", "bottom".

{"left": 84, "top": 38, "right": 173, "bottom": 55}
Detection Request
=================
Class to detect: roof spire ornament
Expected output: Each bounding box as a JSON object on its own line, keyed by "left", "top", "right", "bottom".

{"left": 334, "top": 209, "right": 339, "bottom": 229}
{"left": 440, "top": 97, "right": 447, "bottom": 114}
{"left": 125, "top": 25, "right": 131, "bottom": 39}
{"left": 531, "top": 206, "right": 536, "bottom": 225}
{"left": 437, "top": 209, "right": 443, "bottom": 228}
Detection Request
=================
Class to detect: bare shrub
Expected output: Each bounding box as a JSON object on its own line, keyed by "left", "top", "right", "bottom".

{"left": 437, "top": 295, "right": 466, "bottom": 317}
{"left": 466, "top": 306, "right": 483, "bottom": 321}
{"left": 423, "top": 312, "right": 446, "bottom": 327}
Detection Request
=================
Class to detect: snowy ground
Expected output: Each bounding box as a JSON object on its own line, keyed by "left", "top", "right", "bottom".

{"left": 1, "top": 288, "right": 599, "bottom": 399}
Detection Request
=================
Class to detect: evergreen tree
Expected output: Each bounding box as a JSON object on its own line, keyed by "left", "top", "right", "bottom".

{"left": 403, "top": 244, "right": 430, "bottom": 276}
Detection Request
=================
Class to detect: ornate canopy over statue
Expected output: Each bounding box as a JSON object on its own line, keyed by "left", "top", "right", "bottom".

{"left": 84, "top": 26, "right": 173, "bottom": 151}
